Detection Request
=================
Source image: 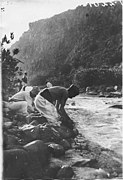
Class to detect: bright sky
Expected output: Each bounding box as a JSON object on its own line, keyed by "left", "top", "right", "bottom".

{"left": 0, "top": 0, "right": 117, "bottom": 45}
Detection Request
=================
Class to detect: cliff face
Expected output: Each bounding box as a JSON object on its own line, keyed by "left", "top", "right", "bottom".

{"left": 11, "top": 1, "right": 122, "bottom": 86}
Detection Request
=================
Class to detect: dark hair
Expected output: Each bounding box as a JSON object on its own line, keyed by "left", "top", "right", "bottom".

{"left": 68, "top": 84, "right": 79, "bottom": 98}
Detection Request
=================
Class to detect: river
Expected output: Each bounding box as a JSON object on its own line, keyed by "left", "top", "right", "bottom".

{"left": 66, "top": 94, "right": 122, "bottom": 155}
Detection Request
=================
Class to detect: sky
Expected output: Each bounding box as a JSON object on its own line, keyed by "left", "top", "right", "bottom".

{"left": 0, "top": 0, "right": 118, "bottom": 45}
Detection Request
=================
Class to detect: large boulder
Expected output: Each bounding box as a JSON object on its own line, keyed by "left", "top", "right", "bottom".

{"left": 21, "top": 124, "right": 62, "bottom": 143}
{"left": 3, "top": 148, "right": 29, "bottom": 179}
{"left": 3, "top": 140, "right": 50, "bottom": 179}
{"left": 24, "top": 140, "right": 50, "bottom": 168}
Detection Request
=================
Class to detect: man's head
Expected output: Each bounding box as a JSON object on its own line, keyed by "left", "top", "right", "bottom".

{"left": 30, "top": 86, "right": 40, "bottom": 98}
{"left": 68, "top": 84, "right": 79, "bottom": 98}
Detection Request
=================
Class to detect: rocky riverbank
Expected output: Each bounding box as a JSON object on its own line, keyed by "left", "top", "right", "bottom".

{"left": 3, "top": 95, "right": 122, "bottom": 179}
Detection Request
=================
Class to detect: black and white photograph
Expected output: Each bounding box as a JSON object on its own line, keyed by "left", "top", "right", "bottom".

{"left": 1, "top": 0, "right": 122, "bottom": 179}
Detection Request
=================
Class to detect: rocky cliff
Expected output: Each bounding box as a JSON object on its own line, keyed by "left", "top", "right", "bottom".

{"left": 11, "top": 1, "right": 122, "bottom": 86}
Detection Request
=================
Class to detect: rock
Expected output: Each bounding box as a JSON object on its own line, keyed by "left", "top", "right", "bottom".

{"left": 62, "top": 149, "right": 83, "bottom": 165}
{"left": 39, "top": 124, "right": 62, "bottom": 143}
{"left": 59, "top": 139, "right": 71, "bottom": 150}
{"left": 72, "top": 128, "right": 79, "bottom": 137}
{"left": 87, "top": 91, "right": 98, "bottom": 95}
{"left": 73, "top": 167, "right": 109, "bottom": 179}
{"left": 106, "top": 87, "right": 115, "bottom": 92}
{"left": 4, "top": 140, "right": 50, "bottom": 179}
{"left": 97, "top": 151, "right": 122, "bottom": 176}
{"left": 44, "top": 163, "right": 61, "bottom": 179}
{"left": 29, "top": 120, "right": 39, "bottom": 126}
{"left": 14, "top": 114, "right": 27, "bottom": 124}
{"left": 72, "top": 158, "right": 98, "bottom": 168}
{"left": 3, "top": 132, "right": 8, "bottom": 149}
{"left": 48, "top": 143, "right": 65, "bottom": 158}
{"left": 109, "top": 92, "right": 122, "bottom": 98}
{"left": 24, "top": 140, "right": 50, "bottom": 178}
{"left": 3, "top": 122, "right": 13, "bottom": 128}
{"left": 63, "top": 149, "right": 98, "bottom": 169}
{"left": 27, "top": 115, "right": 48, "bottom": 124}
{"left": 5, "top": 134, "right": 20, "bottom": 147}
{"left": 55, "top": 125, "right": 74, "bottom": 139}
{"left": 106, "top": 94, "right": 114, "bottom": 98}
{"left": 49, "top": 157, "right": 64, "bottom": 167}
{"left": 96, "top": 168, "right": 110, "bottom": 178}
{"left": 109, "top": 104, "right": 122, "bottom": 109}
{"left": 3, "top": 117, "right": 11, "bottom": 122}
{"left": 86, "top": 140, "right": 102, "bottom": 156}
{"left": 24, "top": 140, "right": 50, "bottom": 167}
{"left": 71, "top": 102, "right": 75, "bottom": 106}
{"left": 57, "top": 165, "right": 74, "bottom": 179}
{"left": 21, "top": 124, "right": 40, "bottom": 142}
{"left": 20, "top": 124, "right": 62, "bottom": 143}
{"left": 3, "top": 148, "right": 29, "bottom": 179}
{"left": 99, "top": 92, "right": 105, "bottom": 97}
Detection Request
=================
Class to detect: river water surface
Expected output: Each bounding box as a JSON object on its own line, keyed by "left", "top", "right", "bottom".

{"left": 66, "top": 94, "right": 122, "bottom": 155}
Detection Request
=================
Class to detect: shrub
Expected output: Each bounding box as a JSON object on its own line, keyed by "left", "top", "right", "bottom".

{"left": 73, "top": 67, "right": 122, "bottom": 88}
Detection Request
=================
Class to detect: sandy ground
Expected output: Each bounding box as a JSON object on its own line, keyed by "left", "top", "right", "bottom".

{"left": 65, "top": 94, "right": 122, "bottom": 155}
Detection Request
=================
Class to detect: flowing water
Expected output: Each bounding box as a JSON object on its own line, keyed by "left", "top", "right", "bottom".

{"left": 57, "top": 95, "right": 122, "bottom": 179}
{"left": 66, "top": 94, "right": 122, "bottom": 155}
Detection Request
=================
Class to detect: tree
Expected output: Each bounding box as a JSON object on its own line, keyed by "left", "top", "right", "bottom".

{"left": 1, "top": 33, "right": 24, "bottom": 99}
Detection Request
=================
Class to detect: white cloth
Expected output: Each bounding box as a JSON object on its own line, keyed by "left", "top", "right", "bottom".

{"left": 34, "top": 93, "right": 60, "bottom": 125}
{"left": 9, "top": 91, "right": 34, "bottom": 113}
{"left": 3, "top": 101, "right": 28, "bottom": 116}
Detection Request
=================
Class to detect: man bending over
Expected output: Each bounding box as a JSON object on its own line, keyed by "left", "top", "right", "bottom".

{"left": 34, "top": 84, "right": 79, "bottom": 129}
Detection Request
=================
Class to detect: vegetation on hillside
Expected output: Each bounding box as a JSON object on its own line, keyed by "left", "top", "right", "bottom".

{"left": 11, "top": 1, "right": 122, "bottom": 88}
{"left": 1, "top": 34, "right": 23, "bottom": 99}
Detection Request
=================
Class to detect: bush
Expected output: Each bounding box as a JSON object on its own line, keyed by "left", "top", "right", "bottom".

{"left": 73, "top": 67, "right": 122, "bottom": 88}
{"left": 1, "top": 34, "right": 22, "bottom": 98}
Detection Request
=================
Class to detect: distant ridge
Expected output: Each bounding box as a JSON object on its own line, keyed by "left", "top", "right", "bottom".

{"left": 11, "top": 1, "right": 122, "bottom": 86}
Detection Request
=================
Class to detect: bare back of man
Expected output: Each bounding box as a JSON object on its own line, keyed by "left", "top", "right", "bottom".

{"left": 48, "top": 86, "right": 68, "bottom": 102}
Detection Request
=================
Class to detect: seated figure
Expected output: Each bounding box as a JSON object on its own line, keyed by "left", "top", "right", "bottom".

{"left": 3, "top": 86, "right": 39, "bottom": 116}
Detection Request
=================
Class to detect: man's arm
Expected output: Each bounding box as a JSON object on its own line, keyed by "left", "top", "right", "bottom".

{"left": 59, "top": 104, "right": 71, "bottom": 120}
{"left": 58, "top": 95, "right": 71, "bottom": 120}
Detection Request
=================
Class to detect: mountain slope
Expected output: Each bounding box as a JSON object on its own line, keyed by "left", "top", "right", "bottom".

{"left": 11, "top": 1, "right": 122, "bottom": 86}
